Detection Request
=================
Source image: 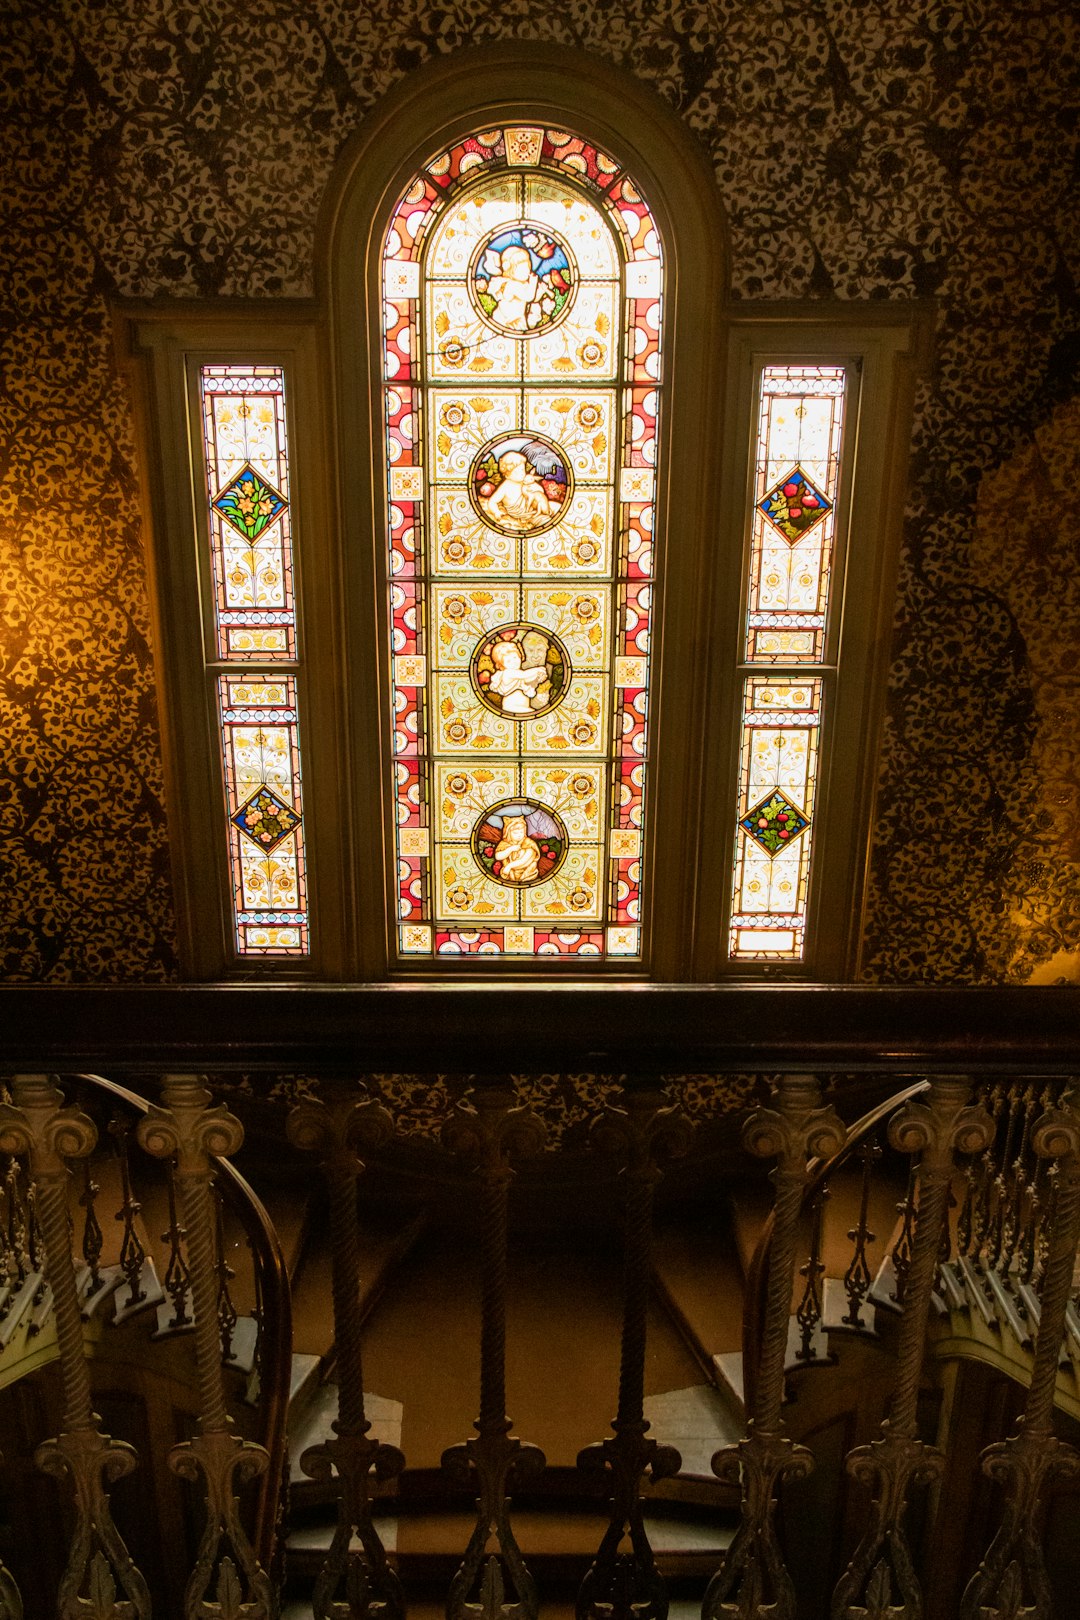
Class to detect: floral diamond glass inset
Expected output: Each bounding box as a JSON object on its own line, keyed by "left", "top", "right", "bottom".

{"left": 213, "top": 463, "right": 288, "bottom": 542}
{"left": 758, "top": 465, "right": 832, "bottom": 545}
{"left": 740, "top": 790, "right": 810, "bottom": 857}
{"left": 231, "top": 786, "right": 302, "bottom": 853}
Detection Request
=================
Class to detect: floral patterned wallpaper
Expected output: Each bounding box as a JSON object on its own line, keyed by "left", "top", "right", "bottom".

{"left": 1, "top": 0, "right": 1077, "bottom": 983}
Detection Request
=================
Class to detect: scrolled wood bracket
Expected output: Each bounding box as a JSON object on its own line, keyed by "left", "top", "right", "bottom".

{"left": 440, "top": 1087, "right": 547, "bottom": 1620}
{"left": 705, "top": 1074, "right": 845, "bottom": 1620}
{"left": 0, "top": 1075, "right": 151, "bottom": 1620}
{"left": 286, "top": 1095, "right": 406, "bottom": 1620}
{"left": 137, "top": 1074, "right": 274, "bottom": 1620}
{"left": 831, "top": 1076, "right": 994, "bottom": 1620}
{"left": 960, "top": 1088, "right": 1080, "bottom": 1620}
{"left": 575, "top": 1086, "right": 692, "bottom": 1620}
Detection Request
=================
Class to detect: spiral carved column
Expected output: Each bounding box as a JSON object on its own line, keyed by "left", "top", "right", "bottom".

{"left": 0, "top": 1074, "right": 151, "bottom": 1620}
{"left": 287, "top": 1095, "right": 406, "bottom": 1620}
{"left": 704, "top": 1074, "right": 846, "bottom": 1620}
{"left": 441, "top": 1087, "right": 546, "bottom": 1620}
{"left": 137, "top": 1073, "right": 275, "bottom": 1620}
{"left": 830, "top": 1077, "right": 994, "bottom": 1620}
{"left": 960, "top": 1088, "right": 1080, "bottom": 1620}
{"left": 576, "top": 1086, "right": 692, "bottom": 1620}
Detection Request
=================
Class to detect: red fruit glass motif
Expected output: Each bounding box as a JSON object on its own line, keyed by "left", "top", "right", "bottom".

{"left": 739, "top": 790, "right": 810, "bottom": 857}
{"left": 758, "top": 465, "right": 832, "bottom": 545}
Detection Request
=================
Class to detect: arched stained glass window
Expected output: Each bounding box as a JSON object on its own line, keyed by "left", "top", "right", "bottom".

{"left": 382, "top": 128, "right": 663, "bottom": 963}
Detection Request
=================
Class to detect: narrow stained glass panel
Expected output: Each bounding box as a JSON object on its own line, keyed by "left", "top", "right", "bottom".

{"left": 218, "top": 673, "right": 308, "bottom": 956}
{"left": 744, "top": 366, "right": 846, "bottom": 666}
{"left": 728, "top": 678, "right": 822, "bottom": 962}
{"left": 200, "top": 365, "right": 297, "bottom": 661}
{"left": 383, "top": 127, "right": 664, "bottom": 961}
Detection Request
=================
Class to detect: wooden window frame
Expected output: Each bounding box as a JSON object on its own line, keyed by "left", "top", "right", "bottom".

{"left": 115, "top": 44, "right": 930, "bottom": 984}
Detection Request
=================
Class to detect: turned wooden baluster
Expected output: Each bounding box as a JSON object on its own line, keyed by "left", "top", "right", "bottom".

{"left": 137, "top": 1074, "right": 275, "bottom": 1620}
{"left": 830, "top": 1077, "right": 994, "bottom": 1620}
{"left": 287, "top": 1096, "right": 406, "bottom": 1620}
{"left": 0, "top": 1075, "right": 151, "bottom": 1620}
{"left": 704, "top": 1074, "right": 846, "bottom": 1620}
{"left": 441, "top": 1086, "right": 547, "bottom": 1620}
{"left": 576, "top": 1086, "right": 693, "bottom": 1620}
{"left": 960, "top": 1087, "right": 1080, "bottom": 1620}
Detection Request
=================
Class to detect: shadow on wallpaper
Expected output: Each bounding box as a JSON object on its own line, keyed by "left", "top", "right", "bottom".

{"left": 0, "top": 0, "right": 1077, "bottom": 982}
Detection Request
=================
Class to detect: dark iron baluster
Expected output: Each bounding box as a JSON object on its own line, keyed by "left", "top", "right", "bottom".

{"left": 890, "top": 1163, "right": 918, "bottom": 1306}
{"left": 109, "top": 1113, "right": 146, "bottom": 1308}
{"left": 795, "top": 1184, "right": 828, "bottom": 1361}
{"left": 576, "top": 1086, "right": 692, "bottom": 1620}
{"left": 704, "top": 1074, "right": 845, "bottom": 1620}
{"left": 961, "top": 1087, "right": 1080, "bottom": 1619}
{"left": 137, "top": 1074, "right": 275, "bottom": 1620}
{"left": 215, "top": 1182, "right": 239, "bottom": 1364}
{"left": 162, "top": 1160, "right": 193, "bottom": 1330}
{"left": 441, "top": 1087, "right": 547, "bottom": 1620}
{"left": 287, "top": 1095, "right": 406, "bottom": 1620}
{"left": 987, "top": 1085, "right": 1024, "bottom": 1274}
{"left": 79, "top": 1159, "right": 104, "bottom": 1295}
{"left": 830, "top": 1078, "right": 993, "bottom": 1620}
{"left": 0, "top": 1075, "right": 151, "bottom": 1620}
{"left": 843, "top": 1136, "right": 880, "bottom": 1330}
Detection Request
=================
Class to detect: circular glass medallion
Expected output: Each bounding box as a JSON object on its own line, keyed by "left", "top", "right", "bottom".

{"left": 471, "top": 798, "right": 568, "bottom": 888}
{"left": 468, "top": 433, "right": 572, "bottom": 536}
{"left": 469, "top": 221, "right": 577, "bottom": 336}
{"left": 470, "top": 623, "right": 571, "bottom": 721}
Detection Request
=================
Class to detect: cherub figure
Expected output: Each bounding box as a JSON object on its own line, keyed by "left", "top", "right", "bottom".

{"left": 494, "top": 815, "right": 541, "bottom": 883}
{"left": 478, "top": 451, "right": 560, "bottom": 532}
{"left": 484, "top": 245, "right": 543, "bottom": 331}
{"left": 487, "top": 641, "right": 550, "bottom": 715}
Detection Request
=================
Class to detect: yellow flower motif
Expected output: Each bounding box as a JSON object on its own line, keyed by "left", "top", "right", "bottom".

{"left": 447, "top": 886, "right": 471, "bottom": 909}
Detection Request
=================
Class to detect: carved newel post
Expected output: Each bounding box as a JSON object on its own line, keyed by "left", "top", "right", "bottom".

{"left": 0, "top": 1074, "right": 151, "bottom": 1620}
{"left": 441, "top": 1086, "right": 547, "bottom": 1620}
{"left": 961, "top": 1087, "right": 1080, "bottom": 1620}
{"left": 831, "top": 1077, "right": 994, "bottom": 1620}
{"left": 576, "top": 1086, "right": 692, "bottom": 1620}
{"left": 137, "top": 1074, "right": 275, "bottom": 1620}
{"left": 704, "top": 1074, "right": 846, "bottom": 1620}
{"left": 286, "top": 1096, "right": 406, "bottom": 1620}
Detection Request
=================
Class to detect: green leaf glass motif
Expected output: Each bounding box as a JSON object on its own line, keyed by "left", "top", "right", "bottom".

{"left": 757, "top": 465, "right": 832, "bottom": 546}
{"left": 213, "top": 463, "right": 288, "bottom": 542}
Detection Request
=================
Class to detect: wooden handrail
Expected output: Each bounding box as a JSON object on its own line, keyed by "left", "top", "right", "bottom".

{"left": 0, "top": 984, "right": 1077, "bottom": 1074}
{"left": 740, "top": 1079, "right": 930, "bottom": 1417}
{"left": 73, "top": 1072, "right": 292, "bottom": 1572}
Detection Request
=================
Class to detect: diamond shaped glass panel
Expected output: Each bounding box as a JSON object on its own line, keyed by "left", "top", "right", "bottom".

{"left": 231, "top": 786, "right": 302, "bottom": 853}
{"left": 757, "top": 465, "right": 832, "bottom": 545}
{"left": 213, "top": 463, "right": 288, "bottom": 542}
{"left": 740, "top": 790, "right": 810, "bottom": 857}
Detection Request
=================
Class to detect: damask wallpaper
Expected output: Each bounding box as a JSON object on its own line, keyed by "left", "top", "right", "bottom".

{"left": 1, "top": 0, "right": 1077, "bottom": 983}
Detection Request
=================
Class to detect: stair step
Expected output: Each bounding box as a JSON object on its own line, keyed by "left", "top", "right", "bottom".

{"left": 289, "top": 1387, "right": 403, "bottom": 1483}
{"left": 642, "top": 1383, "right": 744, "bottom": 1477}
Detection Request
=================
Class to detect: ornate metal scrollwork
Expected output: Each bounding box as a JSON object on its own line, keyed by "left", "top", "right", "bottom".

{"left": 287, "top": 1095, "right": 406, "bottom": 1620}
{"left": 0, "top": 1075, "right": 151, "bottom": 1620}
{"left": 575, "top": 1087, "right": 692, "bottom": 1620}
{"left": 960, "top": 1089, "right": 1080, "bottom": 1620}
{"left": 705, "top": 1074, "right": 845, "bottom": 1620}
{"left": 831, "top": 1077, "right": 994, "bottom": 1620}
{"left": 137, "top": 1074, "right": 274, "bottom": 1620}
{"left": 440, "top": 1088, "right": 547, "bottom": 1620}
